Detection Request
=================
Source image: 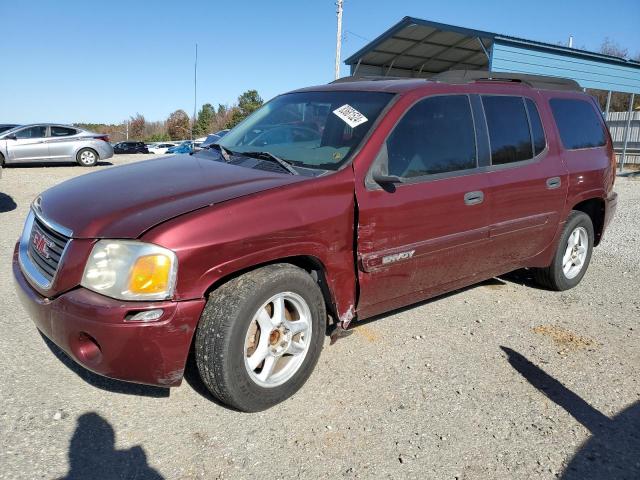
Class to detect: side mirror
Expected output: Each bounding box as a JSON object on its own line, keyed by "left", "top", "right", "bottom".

{"left": 372, "top": 170, "right": 404, "bottom": 185}
{"left": 6, "top": 133, "right": 17, "bottom": 140}
{"left": 371, "top": 143, "right": 404, "bottom": 185}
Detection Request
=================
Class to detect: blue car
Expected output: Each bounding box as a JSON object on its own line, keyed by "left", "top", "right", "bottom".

{"left": 166, "top": 141, "right": 193, "bottom": 154}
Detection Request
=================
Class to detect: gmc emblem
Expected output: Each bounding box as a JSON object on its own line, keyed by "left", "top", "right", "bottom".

{"left": 32, "top": 231, "right": 53, "bottom": 259}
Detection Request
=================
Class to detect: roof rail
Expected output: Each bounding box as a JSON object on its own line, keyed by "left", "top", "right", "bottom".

{"left": 330, "top": 75, "right": 412, "bottom": 84}
{"left": 331, "top": 71, "right": 582, "bottom": 92}
{"left": 431, "top": 70, "right": 582, "bottom": 91}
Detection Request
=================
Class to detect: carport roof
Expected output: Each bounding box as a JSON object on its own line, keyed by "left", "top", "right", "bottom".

{"left": 344, "top": 16, "right": 640, "bottom": 78}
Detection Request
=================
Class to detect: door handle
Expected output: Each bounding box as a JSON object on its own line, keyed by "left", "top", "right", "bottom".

{"left": 546, "top": 177, "right": 561, "bottom": 189}
{"left": 464, "top": 191, "right": 484, "bottom": 205}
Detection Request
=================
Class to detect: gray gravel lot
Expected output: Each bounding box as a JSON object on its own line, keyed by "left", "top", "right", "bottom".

{"left": 0, "top": 154, "right": 638, "bottom": 479}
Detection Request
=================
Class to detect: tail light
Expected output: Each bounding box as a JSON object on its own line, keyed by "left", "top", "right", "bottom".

{"left": 95, "top": 135, "right": 109, "bottom": 143}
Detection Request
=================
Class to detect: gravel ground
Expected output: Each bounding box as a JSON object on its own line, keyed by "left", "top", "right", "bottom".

{"left": 0, "top": 154, "right": 638, "bottom": 480}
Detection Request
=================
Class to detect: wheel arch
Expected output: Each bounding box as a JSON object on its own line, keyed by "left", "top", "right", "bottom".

{"left": 76, "top": 146, "right": 100, "bottom": 161}
{"left": 571, "top": 197, "right": 605, "bottom": 246}
{"left": 202, "top": 255, "right": 341, "bottom": 328}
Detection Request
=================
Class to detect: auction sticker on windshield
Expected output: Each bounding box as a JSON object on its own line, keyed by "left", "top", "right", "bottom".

{"left": 333, "top": 104, "right": 368, "bottom": 128}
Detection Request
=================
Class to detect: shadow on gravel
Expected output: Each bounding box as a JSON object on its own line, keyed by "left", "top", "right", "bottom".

{"left": 500, "top": 268, "right": 548, "bottom": 290}
{"left": 60, "top": 412, "right": 163, "bottom": 480}
{"left": 40, "top": 333, "right": 169, "bottom": 398}
{"left": 0, "top": 192, "right": 17, "bottom": 212}
{"left": 501, "top": 347, "right": 640, "bottom": 480}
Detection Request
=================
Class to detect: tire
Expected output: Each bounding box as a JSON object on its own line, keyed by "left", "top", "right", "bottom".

{"left": 533, "top": 211, "right": 594, "bottom": 291}
{"left": 76, "top": 148, "right": 98, "bottom": 167}
{"left": 195, "top": 264, "right": 326, "bottom": 412}
{"left": 0, "top": 152, "right": 5, "bottom": 168}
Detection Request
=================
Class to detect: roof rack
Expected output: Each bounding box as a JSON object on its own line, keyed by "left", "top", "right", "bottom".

{"left": 330, "top": 75, "right": 411, "bottom": 84}
{"left": 331, "top": 70, "right": 581, "bottom": 91}
{"left": 431, "top": 70, "right": 581, "bottom": 91}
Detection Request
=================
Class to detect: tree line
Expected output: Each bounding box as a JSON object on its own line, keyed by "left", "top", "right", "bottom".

{"left": 75, "top": 89, "right": 263, "bottom": 143}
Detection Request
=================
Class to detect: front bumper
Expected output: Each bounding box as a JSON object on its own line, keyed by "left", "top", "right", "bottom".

{"left": 13, "top": 245, "right": 205, "bottom": 387}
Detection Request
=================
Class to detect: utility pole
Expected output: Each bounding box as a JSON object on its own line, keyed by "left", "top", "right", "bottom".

{"left": 334, "top": 0, "right": 343, "bottom": 80}
{"left": 192, "top": 43, "right": 198, "bottom": 141}
{"left": 126, "top": 120, "right": 129, "bottom": 140}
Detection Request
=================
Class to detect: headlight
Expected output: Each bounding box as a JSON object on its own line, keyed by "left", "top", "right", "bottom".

{"left": 81, "top": 240, "right": 178, "bottom": 301}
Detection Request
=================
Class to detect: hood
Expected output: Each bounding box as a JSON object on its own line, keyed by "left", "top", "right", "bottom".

{"left": 37, "top": 155, "right": 306, "bottom": 238}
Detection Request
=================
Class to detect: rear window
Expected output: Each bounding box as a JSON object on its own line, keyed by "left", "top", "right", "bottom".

{"left": 550, "top": 98, "right": 606, "bottom": 150}
{"left": 50, "top": 126, "right": 77, "bottom": 137}
{"left": 482, "top": 96, "right": 533, "bottom": 165}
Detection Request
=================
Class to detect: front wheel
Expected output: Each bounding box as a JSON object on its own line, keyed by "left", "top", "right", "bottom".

{"left": 195, "top": 264, "right": 326, "bottom": 412}
{"left": 534, "top": 211, "right": 594, "bottom": 291}
{"left": 76, "top": 148, "right": 98, "bottom": 167}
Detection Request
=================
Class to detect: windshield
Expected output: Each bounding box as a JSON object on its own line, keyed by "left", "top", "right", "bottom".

{"left": 218, "top": 91, "right": 393, "bottom": 170}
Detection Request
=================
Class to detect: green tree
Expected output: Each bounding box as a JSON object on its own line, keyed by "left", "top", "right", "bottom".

{"left": 166, "top": 109, "right": 191, "bottom": 140}
{"left": 225, "top": 90, "right": 263, "bottom": 129}
{"left": 193, "top": 103, "right": 215, "bottom": 137}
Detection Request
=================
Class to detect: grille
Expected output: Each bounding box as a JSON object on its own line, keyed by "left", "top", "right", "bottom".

{"left": 27, "top": 216, "right": 70, "bottom": 283}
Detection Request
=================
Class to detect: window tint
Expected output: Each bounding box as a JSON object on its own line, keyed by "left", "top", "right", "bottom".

{"left": 482, "top": 96, "right": 533, "bottom": 164}
{"left": 386, "top": 95, "right": 476, "bottom": 178}
{"left": 50, "top": 126, "right": 77, "bottom": 137}
{"left": 550, "top": 98, "right": 606, "bottom": 149}
{"left": 15, "top": 126, "right": 47, "bottom": 139}
{"left": 525, "top": 99, "right": 546, "bottom": 155}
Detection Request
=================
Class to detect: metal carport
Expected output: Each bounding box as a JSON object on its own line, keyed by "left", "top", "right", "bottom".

{"left": 344, "top": 16, "right": 640, "bottom": 167}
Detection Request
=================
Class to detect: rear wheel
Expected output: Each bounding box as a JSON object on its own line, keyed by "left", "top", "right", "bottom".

{"left": 195, "top": 264, "right": 326, "bottom": 412}
{"left": 534, "top": 211, "right": 594, "bottom": 291}
{"left": 76, "top": 148, "right": 98, "bottom": 167}
{"left": 0, "top": 152, "right": 5, "bottom": 168}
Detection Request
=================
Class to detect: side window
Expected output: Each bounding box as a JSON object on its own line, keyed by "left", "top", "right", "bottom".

{"left": 387, "top": 95, "right": 477, "bottom": 178}
{"left": 549, "top": 98, "right": 606, "bottom": 149}
{"left": 15, "top": 126, "right": 47, "bottom": 139}
{"left": 525, "top": 99, "right": 546, "bottom": 155}
{"left": 50, "top": 126, "right": 77, "bottom": 137}
{"left": 482, "top": 96, "right": 533, "bottom": 165}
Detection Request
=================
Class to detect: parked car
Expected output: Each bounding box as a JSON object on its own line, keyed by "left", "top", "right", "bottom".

{"left": 0, "top": 124, "right": 20, "bottom": 134}
{"left": 199, "top": 134, "right": 221, "bottom": 150}
{"left": 113, "top": 141, "right": 149, "bottom": 154}
{"left": 148, "top": 143, "right": 178, "bottom": 155}
{"left": 0, "top": 124, "right": 112, "bottom": 167}
{"left": 166, "top": 141, "right": 193, "bottom": 154}
{"left": 13, "top": 73, "right": 617, "bottom": 412}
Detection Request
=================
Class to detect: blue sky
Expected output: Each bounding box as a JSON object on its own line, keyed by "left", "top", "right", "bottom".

{"left": 1, "top": 0, "right": 638, "bottom": 124}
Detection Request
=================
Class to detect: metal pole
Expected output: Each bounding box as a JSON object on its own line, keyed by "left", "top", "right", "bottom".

{"left": 334, "top": 0, "right": 343, "bottom": 80}
{"left": 620, "top": 92, "right": 635, "bottom": 171}
{"left": 192, "top": 43, "right": 198, "bottom": 141}
{"left": 604, "top": 90, "right": 612, "bottom": 117}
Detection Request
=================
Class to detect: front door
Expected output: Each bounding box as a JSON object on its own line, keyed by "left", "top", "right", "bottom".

{"left": 355, "top": 94, "right": 492, "bottom": 318}
{"left": 7, "top": 125, "right": 49, "bottom": 162}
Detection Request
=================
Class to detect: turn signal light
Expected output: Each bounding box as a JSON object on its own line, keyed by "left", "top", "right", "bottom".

{"left": 128, "top": 254, "right": 172, "bottom": 295}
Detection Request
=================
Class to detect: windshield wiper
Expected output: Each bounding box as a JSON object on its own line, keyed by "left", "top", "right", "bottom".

{"left": 206, "top": 143, "right": 233, "bottom": 162}
{"left": 241, "top": 151, "right": 299, "bottom": 175}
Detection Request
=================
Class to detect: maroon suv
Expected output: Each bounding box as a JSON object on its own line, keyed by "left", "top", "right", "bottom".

{"left": 13, "top": 72, "right": 617, "bottom": 411}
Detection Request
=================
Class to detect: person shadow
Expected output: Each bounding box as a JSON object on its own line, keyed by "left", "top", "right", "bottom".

{"left": 59, "top": 412, "right": 164, "bottom": 480}
{"left": 501, "top": 347, "right": 640, "bottom": 479}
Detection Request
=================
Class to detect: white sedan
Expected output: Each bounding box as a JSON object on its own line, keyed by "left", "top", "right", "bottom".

{"left": 148, "top": 143, "right": 178, "bottom": 154}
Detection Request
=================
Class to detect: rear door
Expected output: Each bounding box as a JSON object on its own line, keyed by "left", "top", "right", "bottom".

{"left": 46, "top": 126, "right": 79, "bottom": 161}
{"left": 355, "top": 94, "right": 492, "bottom": 317}
{"left": 482, "top": 94, "right": 568, "bottom": 267}
{"left": 6, "top": 126, "right": 49, "bottom": 162}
